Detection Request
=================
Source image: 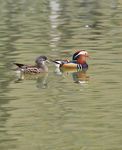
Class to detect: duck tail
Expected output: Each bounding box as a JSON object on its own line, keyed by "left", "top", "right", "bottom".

{"left": 49, "top": 59, "right": 62, "bottom": 64}
{"left": 14, "top": 63, "right": 24, "bottom": 68}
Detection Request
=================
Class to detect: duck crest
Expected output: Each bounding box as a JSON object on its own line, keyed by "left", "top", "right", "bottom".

{"left": 72, "top": 50, "right": 83, "bottom": 60}
{"left": 72, "top": 50, "right": 87, "bottom": 60}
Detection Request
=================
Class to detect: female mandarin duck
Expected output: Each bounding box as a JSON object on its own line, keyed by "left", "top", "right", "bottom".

{"left": 52, "top": 50, "right": 90, "bottom": 71}
{"left": 11, "top": 56, "right": 49, "bottom": 73}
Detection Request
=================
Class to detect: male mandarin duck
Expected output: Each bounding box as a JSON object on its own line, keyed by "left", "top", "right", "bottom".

{"left": 11, "top": 56, "right": 49, "bottom": 73}
{"left": 52, "top": 50, "right": 90, "bottom": 71}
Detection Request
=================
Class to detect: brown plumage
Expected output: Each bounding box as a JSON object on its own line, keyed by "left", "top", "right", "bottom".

{"left": 11, "top": 56, "right": 49, "bottom": 74}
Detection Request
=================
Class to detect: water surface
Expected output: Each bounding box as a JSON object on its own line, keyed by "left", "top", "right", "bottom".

{"left": 0, "top": 0, "right": 122, "bottom": 150}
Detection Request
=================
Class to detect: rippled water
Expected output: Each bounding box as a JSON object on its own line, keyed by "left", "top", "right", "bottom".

{"left": 0, "top": 0, "right": 122, "bottom": 150}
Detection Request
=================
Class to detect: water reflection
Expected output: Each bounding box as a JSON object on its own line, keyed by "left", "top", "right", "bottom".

{"left": 15, "top": 73, "right": 48, "bottom": 89}
{"left": 14, "top": 68, "right": 89, "bottom": 88}
{"left": 49, "top": 0, "right": 61, "bottom": 50}
{"left": 55, "top": 67, "right": 89, "bottom": 86}
{"left": 72, "top": 71, "right": 89, "bottom": 84}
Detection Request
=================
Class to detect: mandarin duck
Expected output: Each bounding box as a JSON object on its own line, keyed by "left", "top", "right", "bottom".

{"left": 52, "top": 50, "right": 90, "bottom": 71}
{"left": 11, "top": 56, "right": 49, "bottom": 74}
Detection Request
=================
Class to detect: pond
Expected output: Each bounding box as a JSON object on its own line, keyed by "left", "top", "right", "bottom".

{"left": 0, "top": 0, "right": 122, "bottom": 150}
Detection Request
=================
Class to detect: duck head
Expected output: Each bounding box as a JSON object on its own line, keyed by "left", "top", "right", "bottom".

{"left": 35, "top": 56, "right": 49, "bottom": 67}
{"left": 72, "top": 50, "right": 90, "bottom": 64}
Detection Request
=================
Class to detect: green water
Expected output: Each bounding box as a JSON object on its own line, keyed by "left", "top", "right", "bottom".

{"left": 0, "top": 0, "right": 122, "bottom": 150}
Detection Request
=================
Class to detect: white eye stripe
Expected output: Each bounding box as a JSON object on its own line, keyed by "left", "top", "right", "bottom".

{"left": 74, "top": 51, "right": 86, "bottom": 58}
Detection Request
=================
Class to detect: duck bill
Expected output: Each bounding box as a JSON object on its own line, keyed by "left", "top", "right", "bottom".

{"left": 46, "top": 60, "right": 50, "bottom": 63}
{"left": 87, "top": 55, "right": 91, "bottom": 58}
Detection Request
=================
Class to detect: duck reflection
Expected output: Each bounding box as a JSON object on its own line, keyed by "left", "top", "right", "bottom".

{"left": 72, "top": 70, "right": 89, "bottom": 84}
{"left": 15, "top": 73, "right": 48, "bottom": 89}
{"left": 56, "top": 67, "right": 89, "bottom": 85}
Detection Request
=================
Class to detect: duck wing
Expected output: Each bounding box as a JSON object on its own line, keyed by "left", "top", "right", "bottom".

{"left": 51, "top": 59, "right": 69, "bottom": 65}
{"left": 12, "top": 63, "right": 38, "bottom": 73}
{"left": 14, "top": 63, "right": 36, "bottom": 68}
{"left": 22, "top": 67, "right": 41, "bottom": 74}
